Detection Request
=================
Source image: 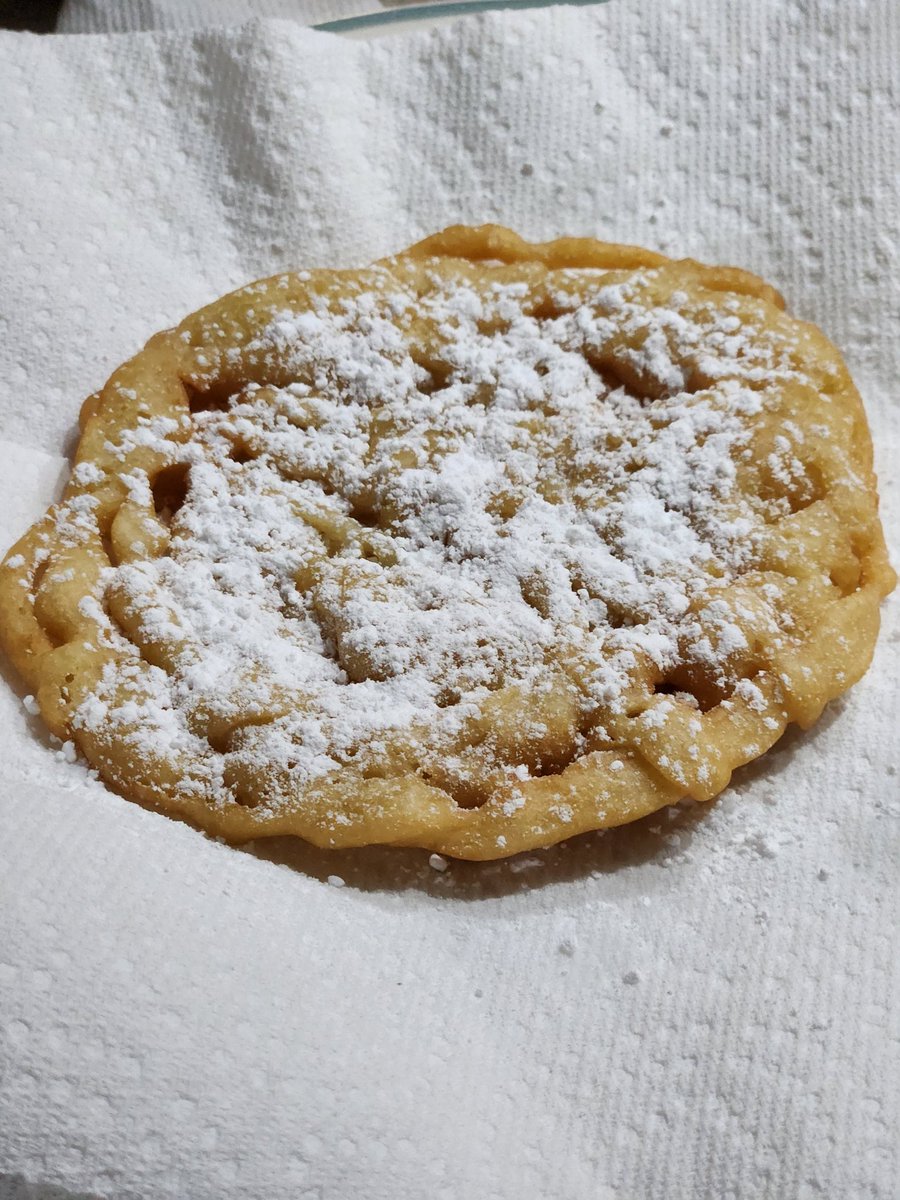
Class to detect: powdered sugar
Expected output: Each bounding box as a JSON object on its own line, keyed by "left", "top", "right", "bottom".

{"left": 67, "top": 264, "right": 801, "bottom": 803}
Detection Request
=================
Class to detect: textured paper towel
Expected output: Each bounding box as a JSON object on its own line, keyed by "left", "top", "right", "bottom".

{"left": 1, "top": 4, "right": 898, "bottom": 1199}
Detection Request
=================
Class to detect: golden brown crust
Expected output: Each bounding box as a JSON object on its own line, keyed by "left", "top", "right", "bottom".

{"left": 0, "top": 225, "right": 894, "bottom": 858}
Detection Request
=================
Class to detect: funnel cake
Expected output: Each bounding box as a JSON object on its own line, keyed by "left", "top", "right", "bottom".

{"left": 1, "top": 226, "right": 894, "bottom": 859}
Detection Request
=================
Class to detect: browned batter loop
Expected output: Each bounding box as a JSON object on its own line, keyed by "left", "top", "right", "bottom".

{"left": 1, "top": 226, "right": 894, "bottom": 858}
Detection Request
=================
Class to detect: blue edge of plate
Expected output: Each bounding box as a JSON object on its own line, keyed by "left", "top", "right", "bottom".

{"left": 314, "top": 0, "right": 607, "bottom": 35}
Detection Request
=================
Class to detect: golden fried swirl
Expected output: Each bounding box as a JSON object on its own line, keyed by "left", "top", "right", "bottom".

{"left": 1, "top": 226, "right": 894, "bottom": 857}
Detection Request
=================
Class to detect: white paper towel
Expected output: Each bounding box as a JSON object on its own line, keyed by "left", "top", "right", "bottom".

{"left": 1, "top": 4, "right": 898, "bottom": 1199}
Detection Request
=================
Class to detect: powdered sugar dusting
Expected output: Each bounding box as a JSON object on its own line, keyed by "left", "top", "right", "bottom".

{"left": 65, "top": 264, "right": 804, "bottom": 806}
